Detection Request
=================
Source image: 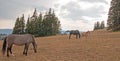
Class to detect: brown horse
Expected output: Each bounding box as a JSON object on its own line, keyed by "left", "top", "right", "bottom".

{"left": 2, "top": 34, "right": 37, "bottom": 57}
{"left": 82, "top": 31, "right": 90, "bottom": 38}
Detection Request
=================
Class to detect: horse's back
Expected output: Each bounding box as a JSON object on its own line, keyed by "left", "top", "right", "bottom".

{"left": 6, "top": 34, "right": 34, "bottom": 46}
{"left": 70, "top": 30, "right": 80, "bottom": 34}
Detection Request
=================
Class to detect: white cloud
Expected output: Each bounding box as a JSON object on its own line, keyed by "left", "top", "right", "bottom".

{"left": 0, "top": 0, "right": 112, "bottom": 31}
{"left": 79, "top": 0, "right": 108, "bottom": 4}
{"left": 60, "top": 17, "right": 94, "bottom": 31}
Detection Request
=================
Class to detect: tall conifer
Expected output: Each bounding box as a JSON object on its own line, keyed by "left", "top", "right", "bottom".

{"left": 107, "top": 0, "right": 120, "bottom": 31}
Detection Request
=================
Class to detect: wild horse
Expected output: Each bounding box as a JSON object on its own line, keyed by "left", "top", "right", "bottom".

{"left": 82, "top": 31, "right": 90, "bottom": 38}
{"left": 2, "top": 34, "right": 37, "bottom": 57}
{"left": 69, "top": 30, "right": 81, "bottom": 39}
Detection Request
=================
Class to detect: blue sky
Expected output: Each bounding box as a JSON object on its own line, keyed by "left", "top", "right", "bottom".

{"left": 0, "top": 0, "right": 111, "bottom": 31}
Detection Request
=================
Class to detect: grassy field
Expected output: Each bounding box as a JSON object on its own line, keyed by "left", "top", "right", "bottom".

{"left": 0, "top": 29, "right": 120, "bottom": 61}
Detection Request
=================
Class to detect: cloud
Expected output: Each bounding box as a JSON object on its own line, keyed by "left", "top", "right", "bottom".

{"left": 79, "top": 0, "right": 108, "bottom": 4}
{"left": 57, "top": 0, "right": 110, "bottom": 31}
{"left": 0, "top": 0, "right": 58, "bottom": 19}
{"left": 0, "top": 0, "right": 111, "bottom": 31}
{"left": 60, "top": 18, "right": 94, "bottom": 31}
{"left": 59, "top": 1, "right": 106, "bottom": 21}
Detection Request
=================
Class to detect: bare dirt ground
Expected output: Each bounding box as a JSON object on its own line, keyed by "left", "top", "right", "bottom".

{"left": 0, "top": 29, "right": 120, "bottom": 61}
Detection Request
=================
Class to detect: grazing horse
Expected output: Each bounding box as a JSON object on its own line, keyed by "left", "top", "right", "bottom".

{"left": 2, "top": 34, "right": 37, "bottom": 57}
{"left": 82, "top": 31, "right": 90, "bottom": 38}
{"left": 69, "top": 30, "right": 81, "bottom": 39}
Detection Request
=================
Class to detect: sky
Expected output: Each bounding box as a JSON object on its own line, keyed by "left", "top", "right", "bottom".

{"left": 0, "top": 0, "right": 112, "bottom": 31}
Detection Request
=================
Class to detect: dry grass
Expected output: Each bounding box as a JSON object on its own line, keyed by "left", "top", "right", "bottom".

{"left": 0, "top": 29, "right": 120, "bottom": 61}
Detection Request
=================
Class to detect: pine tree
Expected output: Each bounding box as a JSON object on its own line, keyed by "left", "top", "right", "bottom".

{"left": 96, "top": 21, "right": 100, "bottom": 29}
{"left": 51, "top": 10, "right": 61, "bottom": 35}
{"left": 42, "top": 12, "right": 49, "bottom": 36}
{"left": 25, "top": 16, "right": 30, "bottom": 34}
{"left": 25, "top": 8, "right": 39, "bottom": 36}
{"left": 94, "top": 22, "right": 97, "bottom": 30}
{"left": 94, "top": 21, "right": 102, "bottom": 30}
{"left": 13, "top": 8, "right": 61, "bottom": 37}
{"left": 19, "top": 14, "right": 25, "bottom": 34}
{"left": 32, "top": 8, "right": 37, "bottom": 18}
{"left": 107, "top": 0, "right": 120, "bottom": 31}
{"left": 13, "top": 14, "right": 25, "bottom": 34}
{"left": 42, "top": 8, "right": 60, "bottom": 36}
{"left": 100, "top": 21, "right": 105, "bottom": 29}
{"left": 35, "top": 12, "right": 43, "bottom": 36}
{"left": 12, "top": 17, "right": 20, "bottom": 34}
{"left": 29, "top": 8, "right": 38, "bottom": 35}
{"left": 48, "top": 8, "right": 53, "bottom": 35}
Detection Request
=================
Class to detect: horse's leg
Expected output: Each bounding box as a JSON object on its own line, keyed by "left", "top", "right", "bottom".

{"left": 7, "top": 47, "right": 10, "bottom": 57}
{"left": 69, "top": 34, "right": 71, "bottom": 39}
{"left": 9, "top": 44, "right": 15, "bottom": 56}
{"left": 23, "top": 43, "right": 27, "bottom": 55}
{"left": 76, "top": 34, "right": 77, "bottom": 39}
{"left": 76, "top": 34, "right": 79, "bottom": 39}
{"left": 86, "top": 33, "right": 88, "bottom": 38}
{"left": 79, "top": 33, "right": 80, "bottom": 38}
{"left": 23, "top": 43, "right": 29, "bottom": 56}
{"left": 32, "top": 42, "right": 37, "bottom": 53}
{"left": 25, "top": 44, "right": 29, "bottom": 56}
{"left": 9, "top": 44, "right": 13, "bottom": 54}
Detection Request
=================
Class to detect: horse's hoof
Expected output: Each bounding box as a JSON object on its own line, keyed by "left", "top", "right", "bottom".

{"left": 35, "top": 50, "right": 37, "bottom": 53}
{"left": 12, "top": 54, "right": 15, "bottom": 56}
{"left": 23, "top": 52, "right": 25, "bottom": 55}
{"left": 7, "top": 55, "right": 9, "bottom": 57}
{"left": 24, "top": 53, "right": 27, "bottom": 56}
{"left": 25, "top": 54, "right": 27, "bottom": 56}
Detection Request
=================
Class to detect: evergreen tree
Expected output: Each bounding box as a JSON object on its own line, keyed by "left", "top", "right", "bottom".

{"left": 94, "top": 22, "right": 97, "bottom": 30}
{"left": 51, "top": 10, "right": 61, "bottom": 35}
{"left": 94, "top": 21, "right": 102, "bottom": 30}
{"left": 29, "top": 8, "right": 38, "bottom": 35}
{"left": 13, "top": 8, "right": 61, "bottom": 37}
{"left": 13, "top": 14, "right": 25, "bottom": 34}
{"left": 42, "top": 8, "right": 60, "bottom": 36}
{"left": 96, "top": 21, "right": 100, "bottom": 29}
{"left": 12, "top": 17, "right": 21, "bottom": 34}
{"left": 100, "top": 21, "right": 105, "bottom": 29}
{"left": 32, "top": 8, "right": 37, "bottom": 18}
{"left": 25, "top": 16, "right": 31, "bottom": 34}
{"left": 35, "top": 12, "right": 43, "bottom": 36}
{"left": 19, "top": 14, "right": 25, "bottom": 34}
{"left": 42, "top": 12, "right": 49, "bottom": 36}
{"left": 107, "top": 0, "right": 120, "bottom": 31}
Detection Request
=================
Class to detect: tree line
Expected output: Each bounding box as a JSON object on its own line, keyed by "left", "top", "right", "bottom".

{"left": 12, "top": 8, "right": 61, "bottom": 37}
{"left": 94, "top": 21, "right": 105, "bottom": 30}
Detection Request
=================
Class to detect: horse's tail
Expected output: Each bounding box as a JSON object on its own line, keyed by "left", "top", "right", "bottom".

{"left": 2, "top": 37, "right": 7, "bottom": 55}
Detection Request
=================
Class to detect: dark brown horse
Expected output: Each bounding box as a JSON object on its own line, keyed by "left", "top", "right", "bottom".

{"left": 69, "top": 30, "right": 81, "bottom": 39}
{"left": 2, "top": 34, "right": 37, "bottom": 57}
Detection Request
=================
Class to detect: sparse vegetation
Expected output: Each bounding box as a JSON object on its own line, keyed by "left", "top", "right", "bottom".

{"left": 0, "top": 30, "right": 120, "bottom": 61}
